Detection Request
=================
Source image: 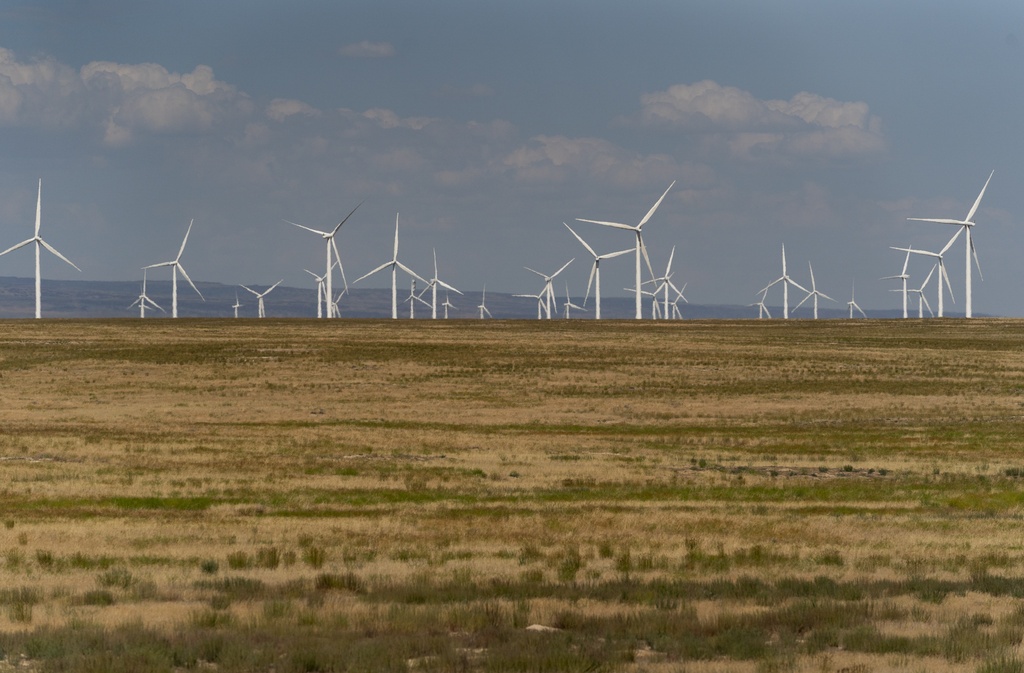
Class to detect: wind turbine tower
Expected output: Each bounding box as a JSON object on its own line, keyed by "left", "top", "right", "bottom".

{"left": 0, "top": 179, "right": 81, "bottom": 319}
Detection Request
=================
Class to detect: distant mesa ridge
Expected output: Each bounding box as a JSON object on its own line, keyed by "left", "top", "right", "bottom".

{"left": 0, "top": 276, "right": 947, "bottom": 320}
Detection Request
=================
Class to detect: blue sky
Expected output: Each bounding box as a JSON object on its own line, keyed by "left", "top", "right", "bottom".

{"left": 0, "top": 1, "right": 1022, "bottom": 315}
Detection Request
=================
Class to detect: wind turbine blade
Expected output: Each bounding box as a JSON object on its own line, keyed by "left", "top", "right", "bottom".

{"left": 0, "top": 239, "right": 34, "bottom": 257}
{"left": 921, "top": 294, "right": 933, "bottom": 317}
{"left": 38, "top": 239, "right": 82, "bottom": 272}
{"left": 392, "top": 213, "right": 400, "bottom": 259}
{"left": 285, "top": 220, "right": 329, "bottom": 236}
{"left": 145, "top": 297, "right": 165, "bottom": 312}
{"left": 584, "top": 262, "right": 596, "bottom": 306}
{"left": 176, "top": 219, "right": 194, "bottom": 261}
{"left": 964, "top": 170, "right": 994, "bottom": 222}
{"left": 819, "top": 292, "right": 836, "bottom": 303}
{"left": 304, "top": 269, "right": 321, "bottom": 280}
{"left": 354, "top": 262, "right": 392, "bottom": 284}
{"left": 600, "top": 248, "right": 634, "bottom": 261}
{"left": 177, "top": 264, "right": 205, "bottom": 300}
{"left": 901, "top": 249, "right": 911, "bottom": 275}
{"left": 807, "top": 261, "right": 816, "bottom": 290}
{"left": 436, "top": 279, "right": 463, "bottom": 294}
{"left": 240, "top": 284, "right": 259, "bottom": 297}
{"left": 330, "top": 200, "right": 363, "bottom": 236}
{"left": 563, "top": 222, "right": 596, "bottom": 257}
{"left": 638, "top": 181, "right": 675, "bottom": 228}
{"left": 143, "top": 261, "right": 175, "bottom": 269}
{"left": 665, "top": 245, "right": 676, "bottom": 276}
{"left": 940, "top": 227, "right": 964, "bottom": 256}
{"left": 793, "top": 293, "right": 812, "bottom": 311}
{"left": 640, "top": 238, "right": 655, "bottom": 279}
{"left": 575, "top": 218, "right": 635, "bottom": 232}
{"left": 551, "top": 258, "right": 574, "bottom": 278}
{"left": 971, "top": 237, "right": 983, "bottom": 282}
{"left": 395, "top": 261, "right": 427, "bottom": 284}
{"left": 920, "top": 264, "right": 936, "bottom": 291}
{"left": 523, "top": 266, "right": 546, "bottom": 278}
{"left": 788, "top": 279, "right": 809, "bottom": 295}
{"left": 759, "top": 277, "right": 783, "bottom": 294}
{"left": 266, "top": 280, "right": 284, "bottom": 293}
{"left": 331, "top": 237, "right": 349, "bottom": 292}
{"left": 940, "top": 263, "right": 954, "bottom": 303}
{"left": 34, "top": 179, "right": 42, "bottom": 237}
{"left": 907, "top": 217, "right": 967, "bottom": 226}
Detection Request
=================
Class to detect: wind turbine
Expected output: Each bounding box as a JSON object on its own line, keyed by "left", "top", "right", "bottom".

{"left": 240, "top": 280, "right": 283, "bottom": 319}
{"left": 441, "top": 291, "right": 456, "bottom": 319}
{"left": 750, "top": 288, "right": 772, "bottom": 319}
{"left": 759, "top": 245, "right": 808, "bottom": 319}
{"left": 563, "top": 222, "right": 632, "bottom": 320}
{"left": 668, "top": 281, "right": 687, "bottom": 319}
{"left": 354, "top": 213, "right": 426, "bottom": 319}
{"left": 847, "top": 281, "right": 867, "bottom": 319}
{"left": 304, "top": 269, "right": 327, "bottom": 318}
{"left": 285, "top": 202, "right": 361, "bottom": 319}
{"left": 891, "top": 232, "right": 959, "bottom": 317}
{"left": 232, "top": 292, "right": 242, "bottom": 319}
{"left": 477, "top": 286, "right": 492, "bottom": 319}
{"left": 143, "top": 219, "right": 204, "bottom": 319}
{"left": 576, "top": 181, "right": 676, "bottom": 319}
{"left": 524, "top": 259, "right": 573, "bottom": 319}
{"left": 883, "top": 248, "right": 912, "bottom": 319}
{"left": 420, "top": 249, "right": 462, "bottom": 319}
{"left": 406, "top": 279, "right": 430, "bottom": 319}
{"left": 907, "top": 265, "right": 936, "bottom": 318}
{"left": 793, "top": 262, "right": 836, "bottom": 319}
{"left": 513, "top": 290, "right": 545, "bottom": 319}
{"left": 643, "top": 245, "right": 680, "bottom": 320}
{"left": 562, "top": 283, "right": 588, "bottom": 319}
{"left": 907, "top": 171, "right": 992, "bottom": 318}
{"left": 0, "top": 179, "right": 81, "bottom": 319}
{"left": 128, "top": 269, "right": 164, "bottom": 318}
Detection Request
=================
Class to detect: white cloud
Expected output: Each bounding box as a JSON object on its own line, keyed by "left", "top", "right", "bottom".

{"left": 360, "top": 108, "right": 436, "bottom": 130}
{"left": 502, "top": 135, "right": 698, "bottom": 188}
{"left": 266, "top": 98, "right": 321, "bottom": 122}
{"left": 638, "top": 80, "right": 885, "bottom": 159}
{"left": 339, "top": 41, "right": 396, "bottom": 58}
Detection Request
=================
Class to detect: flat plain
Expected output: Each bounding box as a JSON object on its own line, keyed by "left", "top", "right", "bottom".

{"left": 1, "top": 318, "right": 1024, "bottom": 673}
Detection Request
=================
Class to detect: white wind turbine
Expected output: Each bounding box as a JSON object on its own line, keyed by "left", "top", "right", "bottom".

{"left": 406, "top": 278, "right": 430, "bottom": 319}
{"left": 563, "top": 222, "right": 632, "bottom": 320}
{"left": 477, "top": 286, "right": 492, "bottom": 319}
{"left": 759, "top": 245, "right": 809, "bottom": 319}
{"left": 562, "top": 283, "right": 588, "bottom": 319}
{"left": 304, "top": 268, "right": 328, "bottom": 319}
{"left": 513, "top": 290, "right": 545, "bottom": 320}
{"left": 232, "top": 292, "right": 242, "bottom": 319}
{"left": 354, "top": 213, "right": 426, "bottom": 319}
{"left": 0, "top": 179, "right": 81, "bottom": 319}
{"left": 441, "top": 291, "right": 456, "bottom": 319}
{"left": 793, "top": 262, "right": 836, "bottom": 319}
{"left": 883, "top": 248, "right": 912, "bottom": 319}
{"left": 143, "top": 219, "right": 204, "bottom": 319}
{"left": 285, "top": 202, "right": 361, "bottom": 319}
{"left": 643, "top": 245, "right": 680, "bottom": 320}
{"left": 330, "top": 289, "right": 346, "bottom": 318}
{"left": 668, "top": 281, "right": 687, "bottom": 319}
{"left": 240, "top": 280, "right": 283, "bottom": 319}
{"left": 907, "top": 171, "right": 992, "bottom": 319}
{"left": 847, "top": 281, "right": 867, "bottom": 319}
{"left": 128, "top": 269, "right": 164, "bottom": 318}
{"left": 524, "top": 259, "right": 574, "bottom": 319}
{"left": 420, "top": 249, "right": 462, "bottom": 319}
{"left": 891, "top": 232, "right": 959, "bottom": 317}
{"left": 576, "top": 181, "right": 676, "bottom": 319}
{"left": 750, "top": 288, "right": 772, "bottom": 319}
{"left": 907, "top": 264, "right": 937, "bottom": 319}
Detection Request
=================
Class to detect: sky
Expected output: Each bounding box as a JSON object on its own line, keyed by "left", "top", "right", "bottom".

{"left": 0, "top": 0, "right": 1022, "bottom": 316}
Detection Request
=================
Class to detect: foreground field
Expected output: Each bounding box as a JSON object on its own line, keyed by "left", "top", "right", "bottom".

{"left": 1, "top": 318, "right": 1023, "bottom": 672}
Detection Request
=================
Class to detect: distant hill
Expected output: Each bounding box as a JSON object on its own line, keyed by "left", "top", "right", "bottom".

{"left": 0, "top": 276, "right": 916, "bottom": 320}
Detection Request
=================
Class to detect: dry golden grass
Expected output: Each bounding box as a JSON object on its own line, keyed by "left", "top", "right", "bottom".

{"left": 0, "top": 318, "right": 1024, "bottom": 671}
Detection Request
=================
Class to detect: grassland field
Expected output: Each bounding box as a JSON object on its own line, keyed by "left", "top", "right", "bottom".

{"left": 0, "top": 318, "right": 1023, "bottom": 672}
